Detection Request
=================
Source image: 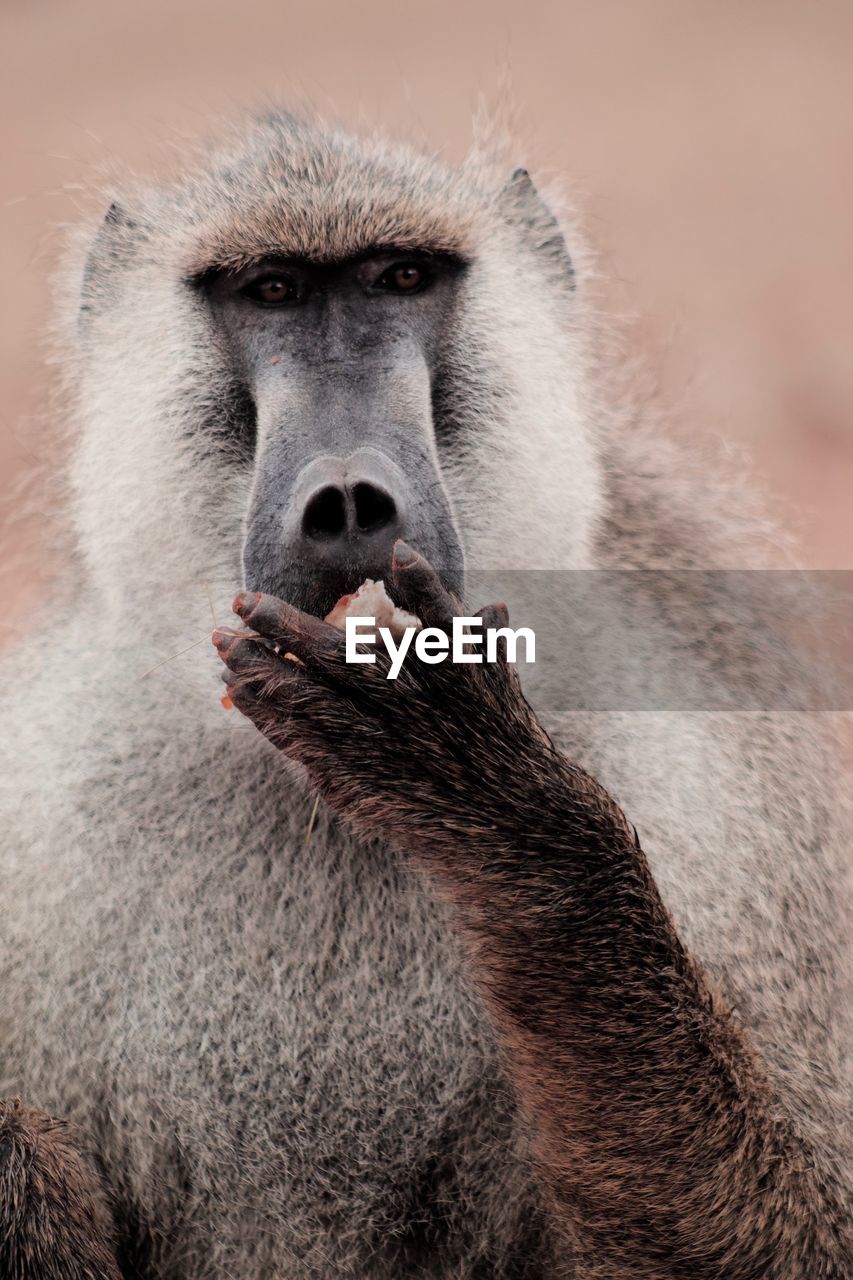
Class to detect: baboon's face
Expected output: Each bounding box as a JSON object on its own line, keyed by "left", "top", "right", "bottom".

{"left": 205, "top": 251, "right": 467, "bottom": 618}
{"left": 73, "top": 128, "right": 599, "bottom": 620}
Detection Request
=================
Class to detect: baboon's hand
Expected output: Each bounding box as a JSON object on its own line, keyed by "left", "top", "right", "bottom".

{"left": 213, "top": 541, "right": 556, "bottom": 854}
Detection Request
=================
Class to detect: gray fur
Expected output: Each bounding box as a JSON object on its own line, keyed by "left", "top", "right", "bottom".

{"left": 0, "top": 111, "right": 849, "bottom": 1277}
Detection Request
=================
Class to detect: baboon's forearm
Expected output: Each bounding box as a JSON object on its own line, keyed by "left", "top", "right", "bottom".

{"left": 424, "top": 761, "right": 850, "bottom": 1279}
{"left": 0, "top": 1100, "right": 122, "bottom": 1280}
{"left": 215, "top": 575, "right": 849, "bottom": 1273}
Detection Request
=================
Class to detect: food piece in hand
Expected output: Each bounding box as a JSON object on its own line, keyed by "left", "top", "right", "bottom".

{"left": 324, "top": 579, "right": 420, "bottom": 638}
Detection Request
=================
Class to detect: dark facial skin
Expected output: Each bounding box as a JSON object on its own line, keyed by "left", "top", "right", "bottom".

{"left": 205, "top": 253, "right": 466, "bottom": 618}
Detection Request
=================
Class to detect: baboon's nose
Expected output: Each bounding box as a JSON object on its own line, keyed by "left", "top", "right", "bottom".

{"left": 301, "top": 480, "right": 399, "bottom": 543}
{"left": 291, "top": 451, "right": 407, "bottom": 596}
{"left": 242, "top": 442, "right": 463, "bottom": 616}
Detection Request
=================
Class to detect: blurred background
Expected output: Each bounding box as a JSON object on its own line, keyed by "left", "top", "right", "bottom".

{"left": 1, "top": 0, "right": 851, "bottom": 627}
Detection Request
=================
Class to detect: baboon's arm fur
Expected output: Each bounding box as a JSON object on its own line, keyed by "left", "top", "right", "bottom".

{"left": 0, "top": 1101, "right": 121, "bottom": 1280}
{"left": 215, "top": 544, "right": 852, "bottom": 1280}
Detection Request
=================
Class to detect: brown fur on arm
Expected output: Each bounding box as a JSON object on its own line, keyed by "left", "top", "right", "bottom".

{"left": 0, "top": 1100, "right": 121, "bottom": 1280}
{"left": 216, "top": 549, "right": 851, "bottom": 1279}
{"left": 429, "top": 757, "right": 851, "bottom": 1279}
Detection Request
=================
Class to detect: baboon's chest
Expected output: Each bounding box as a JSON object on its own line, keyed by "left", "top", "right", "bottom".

{"left": 103, "top": 823, "right": 552, "bottom": 1276}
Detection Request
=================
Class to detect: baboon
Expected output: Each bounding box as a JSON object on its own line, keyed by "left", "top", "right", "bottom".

{"left": 0, "top": 111, "right": 850, "bottom": 1278}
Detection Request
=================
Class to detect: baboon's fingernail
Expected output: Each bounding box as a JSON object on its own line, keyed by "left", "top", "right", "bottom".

{"left": 233, "top": 591, "right": 260, "bottom": 618}
{"left": 212, "top": 629, "right": 229, "bottom": 652}
{"left": 392, "top": 540, "right": 418, "bottom": 569}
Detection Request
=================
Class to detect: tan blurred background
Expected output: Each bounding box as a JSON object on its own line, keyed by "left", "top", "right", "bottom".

{"left": 1, "top": 0, "right": 852, "bottom": 625}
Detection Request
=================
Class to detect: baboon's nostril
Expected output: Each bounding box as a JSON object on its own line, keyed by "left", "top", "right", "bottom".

{"left": 302, "top": 485, "right": 347, "bottom": 539}
{"left": 353, "top": 482, "right": 397, "bottom": 533}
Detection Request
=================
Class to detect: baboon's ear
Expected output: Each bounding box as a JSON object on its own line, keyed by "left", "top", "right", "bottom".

{"left": 79, "top": 201, "right": 140, "bottom": 327}
{"left": 501, "top": 168, "right": 575, "bottom": 289}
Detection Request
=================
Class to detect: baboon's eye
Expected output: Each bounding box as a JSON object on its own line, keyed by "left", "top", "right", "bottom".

{"left": 240, "top": 273, "right": 307, "bottom": 306}
{"left": 373, "top": 262, "right": 429, "bottom": 294}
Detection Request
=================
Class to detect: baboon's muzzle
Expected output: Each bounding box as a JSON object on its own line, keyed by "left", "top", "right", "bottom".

{"left": 241, "top": 361, "right": 464, "bottom": 617}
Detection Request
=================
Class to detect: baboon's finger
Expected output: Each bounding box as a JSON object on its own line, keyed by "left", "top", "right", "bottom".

{"left": 475, "top": 602, "right": 512, "bottom": 663}
{"left": 213, "top": 628, "right": 268, "bottom": 669}
{"left": 225, "top": 677, "right": 293, "bottom": 742}
{"left": 212, "top": 630, "right": 303, "bottom": 694}
{"left": 232, "top": 593, "right": 346, "bottom": 672}
{"left": 476, "top": 602, "right": 510, "bottom": 629}
{"left": 222, "top": 653, "right": 310, "bottom": 720}
{"left": 390, "top": 541, "right": 458, "bottom": 628}
{"left": 225, "top": 669, "right": 360, "bottom": 771}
